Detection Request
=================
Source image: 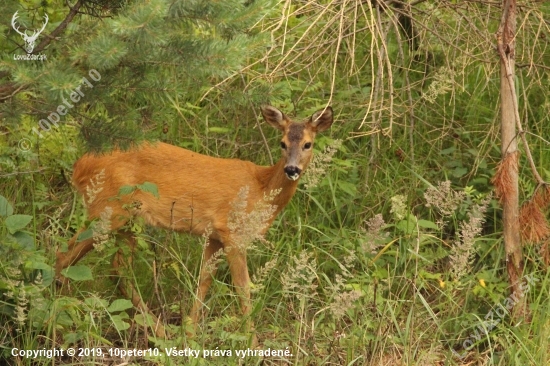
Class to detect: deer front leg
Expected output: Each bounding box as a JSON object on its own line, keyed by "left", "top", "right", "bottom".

{"left": 225, "top": 247, "right": 252, "bottom": 317}
{"left": 56, "top": 228, "right": 96, "bottom": 287}
{"left": 57, "top": 215, "right": 128, "bottom": 286}
{"left": 189, "top": 238, "right": 224, "bottom": 331}
{"left": 225, "top": 245, "right": 256, "bottom": 346}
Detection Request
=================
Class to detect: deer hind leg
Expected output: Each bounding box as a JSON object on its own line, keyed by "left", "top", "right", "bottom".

{"left": 111, "top": 231, "right": 166, "bottom": 338}
{"left": 189, "top": 238, "right": 224, "bottom": 332}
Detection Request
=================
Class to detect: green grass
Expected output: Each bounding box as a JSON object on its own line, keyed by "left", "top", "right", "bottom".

{"left": 2, "top": 133, "right": 550, "bottom": 365}
{"left": 1, "top": 93, "right": 549, "bottom": 366}
{"left": 2, "top": 0, "right": 550, "bottom": 364}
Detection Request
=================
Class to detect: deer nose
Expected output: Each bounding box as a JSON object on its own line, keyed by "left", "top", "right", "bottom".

{"left": 284, "top": 166, "right": 302, "bottom": 181}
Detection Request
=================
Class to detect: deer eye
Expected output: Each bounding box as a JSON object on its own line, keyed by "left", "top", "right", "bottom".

{"left": 304, "top": 142, "right": 312, "bottom": 149}
{"left": 280, "top": 141, "right": 287, "bottom": 149}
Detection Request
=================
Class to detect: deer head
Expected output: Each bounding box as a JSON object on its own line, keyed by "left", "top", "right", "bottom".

{"left": 11, "top": 11, "right": 49, "bottom": 54}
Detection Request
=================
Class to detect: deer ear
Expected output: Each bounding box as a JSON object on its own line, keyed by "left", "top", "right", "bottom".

{"left": 309, "top": 107, "right": 334, "bottom": 132}
{"left": 261, "top": 106, "right": 289, "bottom": 131}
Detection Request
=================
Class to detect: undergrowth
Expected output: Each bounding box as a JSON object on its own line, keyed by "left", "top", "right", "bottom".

{"left": 1, "top": 129, "right": 549, "bottom": 365}
{"left": 1, "top": 2, "right": 550, "bottom": 365}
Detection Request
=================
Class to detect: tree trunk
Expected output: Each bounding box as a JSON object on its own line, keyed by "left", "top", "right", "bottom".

{"left": 498, "top": 0, "right": 524, "bottom": 313}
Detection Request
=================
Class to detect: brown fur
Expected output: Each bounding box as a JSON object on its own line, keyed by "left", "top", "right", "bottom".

{"left": 56, "top": 105, "right": 334, "bottom": 338}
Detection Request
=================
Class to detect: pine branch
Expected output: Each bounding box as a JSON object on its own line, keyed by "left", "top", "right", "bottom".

{"left": 0, "top": 1, "right": 84, "bottom": 102}
{"left": 32, "top": 0, "right": 84, "bottom": 54}
{"left": 0, "top": 83, "right": 26, "bottom": 101}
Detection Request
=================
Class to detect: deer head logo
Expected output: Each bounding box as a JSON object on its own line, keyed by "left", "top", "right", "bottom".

{"left": 11, "top": 11, "right": 49, "bottom": 54}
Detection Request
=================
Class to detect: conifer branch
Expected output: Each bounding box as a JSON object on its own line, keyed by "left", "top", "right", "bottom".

{"left": 32, "top": 0, "right": 84, "bottom": 54}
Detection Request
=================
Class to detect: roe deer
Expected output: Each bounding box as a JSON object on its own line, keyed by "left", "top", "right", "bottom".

{"left": 56, "top": 105, "right": 334, "bottom": 338}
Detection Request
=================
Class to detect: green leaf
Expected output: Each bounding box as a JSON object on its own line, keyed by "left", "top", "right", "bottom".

{"left": 396, "top": 215, "right": 418, "bottom": 235}
{"left": 85, "top": 297, "right": 109, "bottom": 310}
{"left": 119, "top": 185, "right": 136, "bottom": 196}
{"left": 337, "top": 181, "right": 357, "bottom": 196}
{"left": 452, "top": 167, "right": 468, "bottom": 178}
{"left": 63, "top": 332, "right": 83, "bottom": 344}
{"left": 61, "top": 265, "right": 93, "bottom": 281}
{"left": 107, "top": 299, "right": 134, "bottom": 313}
{"left": 31, "top": 263, "right": 54, "bottom": 286}
{"left": 419, "top": 270, "right": 442, "bottom": 280}
{"left": 27, "top": 300, "right": 51, "bottom": 325}
{"left": 77, "top": 228, "right": 94, "bottom": 242}
{"left": 12, "top": 231, "right": 35, "bottom": 249}
{"left": 417, "top": 220, "right": 439, "bottom": 230}
{"left": 4, "top": 215, "right": 32, "bottom": 234}
{"left": 0, "top": 195, "right": 13, "bottom": 217}
{"left": 55, "top": 311, "right": 75, "bottom": 327}
{"left": 111, "top": 314, "right": 131, "bottom": 331}
{"left": 372, "top": 267, "right": 389, "bottom": 279}
{"left": 133, "top": 312, "right": 158, "bottom": 330}
{"left": 137, "top": 182, "right": 159, "bottom": 198}
{"left": 27, "top": 261, "right": 51, "bottom": 271}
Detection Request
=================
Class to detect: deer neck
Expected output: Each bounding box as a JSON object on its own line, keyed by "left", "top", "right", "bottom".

{"left": 257, "top": 157, "right": 300, "bottom": 211}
